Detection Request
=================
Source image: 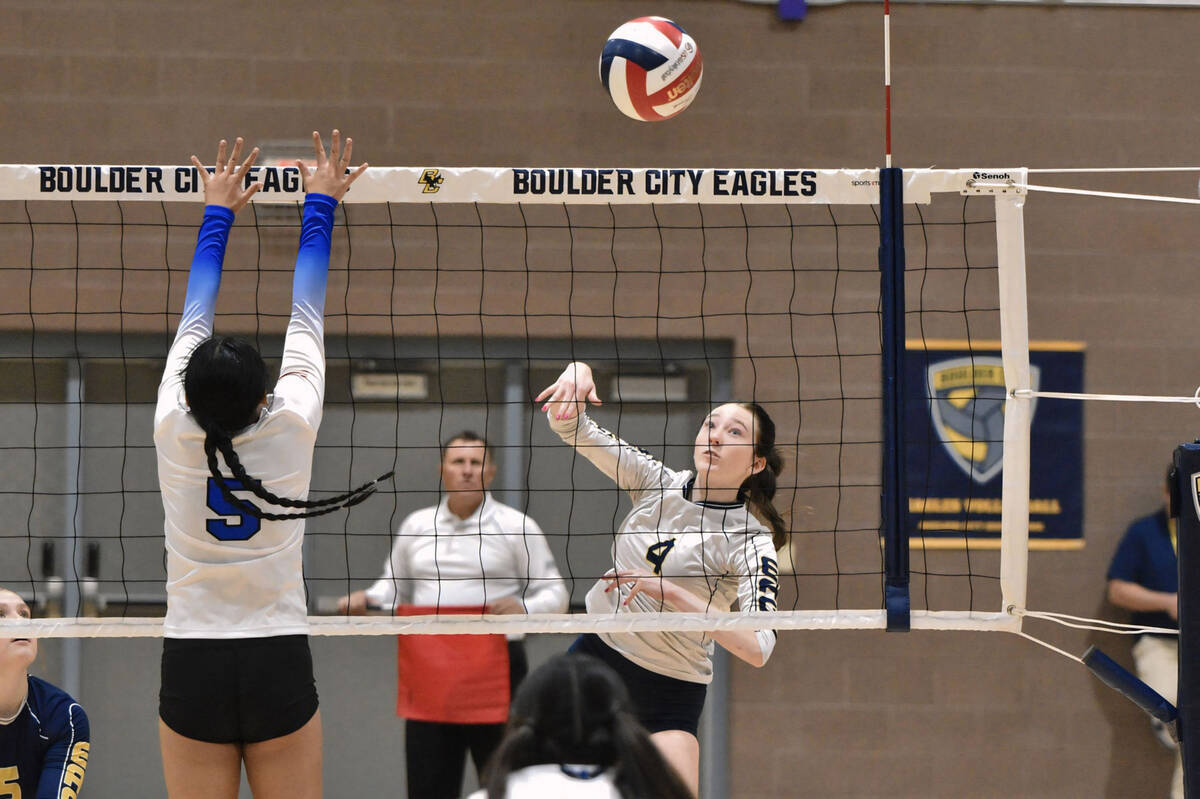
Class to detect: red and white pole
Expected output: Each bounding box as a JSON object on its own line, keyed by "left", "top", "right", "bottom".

{"left": 884, "top": 0, "right": 892, "bottom": 167}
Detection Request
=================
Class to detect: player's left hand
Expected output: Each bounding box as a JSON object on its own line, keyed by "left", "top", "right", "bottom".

{"left": 603, "top": 568, "right": 671, "bottom": 607}
{"left": 299, "top": 129, "right": 368, "bottom": 201}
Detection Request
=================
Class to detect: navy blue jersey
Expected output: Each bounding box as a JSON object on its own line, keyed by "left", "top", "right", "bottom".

{"left": 1107, "top": 508, "right": 1179, "bottom": 633}
{"left": 0, "top": 676, "right": 89, "bottom": 798}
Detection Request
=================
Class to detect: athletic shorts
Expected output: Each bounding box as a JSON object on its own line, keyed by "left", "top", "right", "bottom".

{"left": 159, "top": 635, "right": 319, "bottom": 744}
{"left": 570, "top": 633, "right": 707, "bottom": 736}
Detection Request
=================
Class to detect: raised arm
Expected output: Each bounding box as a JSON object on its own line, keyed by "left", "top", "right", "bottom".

{"left": 276, "top": 130, "right": 368, "bottom": 427}
{"left": 157, "top": 138, "right": 260, "bottom": 407}
{"left": 537, "top": 361, "right": 666, "bottom": 498}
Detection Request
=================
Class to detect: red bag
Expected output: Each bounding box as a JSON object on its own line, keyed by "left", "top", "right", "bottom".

{"left": 392, "top": 605, "right": 511, "bottom": 724}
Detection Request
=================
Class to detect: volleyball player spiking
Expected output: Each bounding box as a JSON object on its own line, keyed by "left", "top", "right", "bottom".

{"left": 154, "top": 132, "right": 382, "bottom": 799}
{"left": 537, "top": 362, "right": 786, "bottom": 797}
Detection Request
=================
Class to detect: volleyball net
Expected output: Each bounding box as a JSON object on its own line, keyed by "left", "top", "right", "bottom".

{"left": 0, "top": 164, "right": 1032, "bottom": 637}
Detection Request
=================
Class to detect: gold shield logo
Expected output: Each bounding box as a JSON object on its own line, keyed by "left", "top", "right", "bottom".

{"left": 926, "top": 356, "right": 1040, "bottom": 485}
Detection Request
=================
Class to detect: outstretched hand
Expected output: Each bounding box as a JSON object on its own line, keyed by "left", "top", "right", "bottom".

{"left": 535, "top": 361, "right": 601, "bottom": 420}
{"left": 190, "top": 137, "right": 261, "bottom": 212}
{"left": 299, "top": 129, "right": 368, "bottom": 201}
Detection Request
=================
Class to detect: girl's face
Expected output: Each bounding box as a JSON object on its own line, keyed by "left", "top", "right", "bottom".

{"left": 693, "top": 403, "right": 765, "bottom": 489}
{"left": 0, "top": 591, "right": 36, "bottom": 669}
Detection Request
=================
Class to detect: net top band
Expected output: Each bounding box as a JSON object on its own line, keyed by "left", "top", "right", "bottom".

{"left": 0, "top": 166, "right": 1025, "bottom": 204}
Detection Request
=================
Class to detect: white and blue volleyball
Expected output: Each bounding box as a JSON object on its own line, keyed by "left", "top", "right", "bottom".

{"left": 600, "top": 17, "right": 703, "bottom": 122}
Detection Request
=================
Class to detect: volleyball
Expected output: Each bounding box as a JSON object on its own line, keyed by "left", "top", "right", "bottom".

{"left": 599, "top": 17, "right": 703, "bottom": 122}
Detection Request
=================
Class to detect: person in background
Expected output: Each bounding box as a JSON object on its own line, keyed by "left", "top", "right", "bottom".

{"left": 0, "top": 587, "right": 90, "bottom": 798}
{"left": 469, "top": 652, "right": 694, "bottom": 799}
{"left": 1107, "top": 466, "right": 1181, "bottom": 799}
{"left": 337, "top": 431, "right": 568, "bottom": 799}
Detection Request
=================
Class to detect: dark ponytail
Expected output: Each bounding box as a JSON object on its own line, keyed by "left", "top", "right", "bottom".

{"left": 482, "top": 654, "right": 693, "bottom": 799}
{"left": 737, "top": 402, "right": 788, "bottom": 551}
{"left": 184, "top": 336, "right": 391, "bottom": 521}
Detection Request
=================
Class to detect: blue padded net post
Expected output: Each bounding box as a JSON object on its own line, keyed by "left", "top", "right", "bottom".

{"left": 879, "top": 166, "right": 910, "bottom": 632}
{"left": 1082, "top": 646, "right": 1177, "bottom": 734}
{"left": 1172, "top": 443, "right": 1200, "bottom": 797}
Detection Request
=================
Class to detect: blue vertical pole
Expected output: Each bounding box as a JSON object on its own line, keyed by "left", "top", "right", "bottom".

{"left": 879, "top": 167, "right": 910, "bottom": 632}
{"left": 1171, "top": 443, "right": 1200, "bottom": 797}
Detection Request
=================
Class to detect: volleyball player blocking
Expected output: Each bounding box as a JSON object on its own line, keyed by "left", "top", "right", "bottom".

{"left": 154, "top": 132, "right": 381, "bottom": 799}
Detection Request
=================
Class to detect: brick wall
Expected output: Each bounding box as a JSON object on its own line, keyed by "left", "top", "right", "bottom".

{"left": 3, "top": 1, "right": 1197, "bottom": 796}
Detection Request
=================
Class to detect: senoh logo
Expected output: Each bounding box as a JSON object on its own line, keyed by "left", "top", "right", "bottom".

{"left": 972, "top": 171, "right": 1012, "bottom": 181}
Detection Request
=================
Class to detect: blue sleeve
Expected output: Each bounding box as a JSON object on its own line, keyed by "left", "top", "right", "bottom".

{"left": 35, "top": 702, "right": 88, "bottom": 799}
{"left": 274, "top": 193, "right": 337, "bottom": 429}
{"left": 1107, "top": 522, "right": 1146, "bottom": 583}
{"left": 183, "top": 205, "right": 236, "bottom": 334}
{"left": 158, "top": 205, "right": 235, "bottom": 393}
{"left": 154, "top": 205, "right": 235, "bottom": 426}
{"left": 292, "top": 193, "right": 337, "bottom": 317}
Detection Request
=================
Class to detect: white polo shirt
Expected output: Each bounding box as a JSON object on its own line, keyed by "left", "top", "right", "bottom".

{"left": 365, "top": 494, "right": 568, "bottom": 616}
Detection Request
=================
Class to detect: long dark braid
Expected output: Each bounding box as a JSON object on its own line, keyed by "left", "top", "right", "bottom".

{"left": 737, "top": 402, "right": 789, "bottom": 550}
{"left": 186, "top": 336, "right": 391, "bottom": 521}
{"left": 203, "top": 434, "right": 387, "bottom": 521}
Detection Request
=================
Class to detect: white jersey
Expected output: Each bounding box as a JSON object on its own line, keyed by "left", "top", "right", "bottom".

{"left": 550, "top": 411, "right": 780, "bottom": 684}
{"left": 154, "top": 207, "right": 330, "bottom": 638}
{"left": 466, "top": 764, "right": 619, "bottom": 799}
{"left": 365, "top": 493, "right": 569, "bottom": 617}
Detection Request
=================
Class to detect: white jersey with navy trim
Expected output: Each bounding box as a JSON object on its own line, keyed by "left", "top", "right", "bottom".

{"left": 365, "top": 493, "right": 568, "bottom": 617}
{"left": 154, "top": 197, "right": 334, "bottom": 638}
{"left": 549, "top": 411, "right": 779, "bottom": 684}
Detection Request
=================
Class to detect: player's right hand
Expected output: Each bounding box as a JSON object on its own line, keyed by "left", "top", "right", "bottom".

{"left": 536, "top": 361, "right": 601, "bottom": 420}
{"left": 299, "top": 130, "right": 367, "bottom": 201}
{"left": 190, "top": 137, "right": 261, "bottom": 212}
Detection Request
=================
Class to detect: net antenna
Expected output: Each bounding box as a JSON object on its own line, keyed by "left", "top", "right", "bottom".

{"left": 0, "top": 164, "right": 1032, "bottom": 639}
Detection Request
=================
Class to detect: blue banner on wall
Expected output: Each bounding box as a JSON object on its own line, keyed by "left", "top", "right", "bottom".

{"left": 904, "top": 340, "right": 1085, "bottom": 549}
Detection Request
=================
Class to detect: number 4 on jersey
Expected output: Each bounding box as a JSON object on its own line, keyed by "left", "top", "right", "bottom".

{"left": 644, "top": 539, "right": 676, "bottom": 576}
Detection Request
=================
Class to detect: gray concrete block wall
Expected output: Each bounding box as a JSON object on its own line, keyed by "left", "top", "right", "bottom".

{"left": 3, "top": 0, "right": 1199, "bottom": 796}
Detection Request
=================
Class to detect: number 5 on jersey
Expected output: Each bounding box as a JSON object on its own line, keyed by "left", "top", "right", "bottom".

{"left": 206, "top": 477, "right": 261, "bottom": 541}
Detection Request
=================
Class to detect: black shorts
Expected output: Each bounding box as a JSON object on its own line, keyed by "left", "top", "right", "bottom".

{"left": 159, "top": 635, "right": 319, "bottom": 744}
{"left": 569, "top": 633, "right": 707, "bottom": 736}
